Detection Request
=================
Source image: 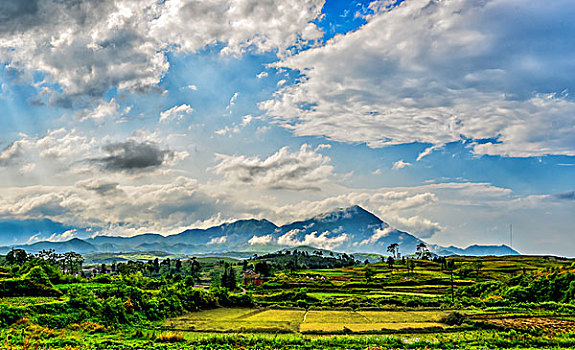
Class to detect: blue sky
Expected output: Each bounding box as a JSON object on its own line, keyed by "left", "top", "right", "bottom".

{"left": 0, "top": 0, "right": 573, "bottom": 255}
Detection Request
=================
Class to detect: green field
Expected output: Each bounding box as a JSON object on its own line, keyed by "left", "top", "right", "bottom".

{"left": 2, "top": 252, "right": 575, "bottom": 349}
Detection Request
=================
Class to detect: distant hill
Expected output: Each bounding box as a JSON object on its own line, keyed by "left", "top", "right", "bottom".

{"left": 0, "top": 219, "right": 81, "bottom": 246}
{"left": 0, "top": 238, "right": 97, "bottom": 255}
{"left": 440, "top": 244, "right": 519, "bottom": 256}
{"left": 0, "top": 205, "right": 520, "bottom": 257}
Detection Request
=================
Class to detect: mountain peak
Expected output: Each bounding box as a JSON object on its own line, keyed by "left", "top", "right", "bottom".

{"left": 313, "top": 205, "right": 383, "bottom": 225}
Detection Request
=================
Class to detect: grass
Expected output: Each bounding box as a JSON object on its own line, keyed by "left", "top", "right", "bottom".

{"left": 0, "top": 296, "right": 61, "bottom": 307}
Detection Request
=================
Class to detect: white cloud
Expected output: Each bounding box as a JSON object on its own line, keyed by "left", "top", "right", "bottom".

{"left": 241, "top": 115, "right": 253, "bottom": 127}
{"left": 416, "top": 145, "right": 443, "bottom": 161}
{"left": 79, "top": 98, "right": 120, "bottom": 121}
{"left": 278, "top": 229, "right": 348, "bottom": 250}
{"left": 261, "top": 0, "right": 575, "bottom": 157}
{"left": 226, "top": 92, "right": 239, "bottom": 115}
{"left": 0, "top": 0, "right": 324, "bottom": 106}
{"left": 392, "top": 160, "right": 411, "bottom": 170}
{"left": 207, "top": 236, "right": 227, "bottom": 245}
{"left": 360, "top": 227, "right": 392, "bottom": 245}
{"left": 248, "top": 234, "right": 273, "bottom": 245}
{"left": 160, "top": 104, "right": 193, "bottom": 122}
{"left": 386, "top": 215, "right": 442, "bottom": 239}
{"left": 215, "top": 125, "right": 241, "bottom": 136}
{"left": 256, "top": 71, "right": 268, "bottom": 79}
{"left": 212, "top": 144, "right": 333, "bottom": 190}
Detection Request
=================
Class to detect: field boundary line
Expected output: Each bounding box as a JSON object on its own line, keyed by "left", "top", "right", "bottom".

{"left": 234, "top": 307, "right": 268, "bottom": 320}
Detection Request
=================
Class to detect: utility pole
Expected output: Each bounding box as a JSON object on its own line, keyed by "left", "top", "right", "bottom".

{"left": 510, "top": 223, "right": 513, "bottom": 248}
{"left": 450, "top": 271, "right": 454, "bottom": 304}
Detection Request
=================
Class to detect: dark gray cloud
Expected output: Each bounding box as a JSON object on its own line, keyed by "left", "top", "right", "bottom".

{"left": 554, "top": 191, "right": 575, "bottom": 201}
{"left": 0, "top": 1, "right": 40, "bottom": 33}
{"left": 90, "top": 140, "right": 174, "bottom": 172}
{"left": 77, "top": 179, "right": 122, "bottom": 196}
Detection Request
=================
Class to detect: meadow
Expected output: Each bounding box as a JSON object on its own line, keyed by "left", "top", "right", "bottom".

{"left": 2, "top": 249, "right": 575, "bottom": 349}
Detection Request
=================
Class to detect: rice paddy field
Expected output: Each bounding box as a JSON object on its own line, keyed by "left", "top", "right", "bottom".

{"left": 165, "top": 308, "right": 455, "bottom": 333}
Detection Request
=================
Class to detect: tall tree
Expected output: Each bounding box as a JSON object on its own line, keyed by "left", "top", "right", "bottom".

{"left": 416, "top": 243, "right": 430, "bottom": 259}
{"left": 6, "top": 248, "right": 29, "bottom": 266}
{"left": 387, "top": 256, "right": 395, "bottom": 273}
{"left": 387, "top": 243, "right": 399, "bottom": 259}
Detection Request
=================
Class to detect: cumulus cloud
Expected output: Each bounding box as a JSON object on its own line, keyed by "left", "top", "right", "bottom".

{"left": 90, "top": 140, "right": 174, "bottom": 172}
{"left": 0, "top": 141, "right": 24, "bottom": 166}
{"left": 212, "top": 144, "right": 333, "bottom": 190}
{"left": 79, "top": 98, "right": 120, "bottom": 121}
{"left": 0, "top": 176, "right": 227, "bottom": 236}
{"left": 207, "top": 236, "right": 227, "bottom": 245}
{"left": 386, "top": 215, "right": 443, "bottom": 239}
{"left": 278, "top": 229, "right": 348, "bottom": 250}
{"left": 392, "top": 160, "right": 411, "bottom": 170}
{"left": 159, "top": 104, "right": 193, "bottom": 122}
{"left": 360, "top": 227, "right": 393, "bottom": 245}
{"left": 248, "top": 234, "right": 274, "bottom": 245}
{"left": 261, "top": 0, "right": 575, "bottom": 157}
{"left": 0, "top": 0, "right": 324, "bottom": 106}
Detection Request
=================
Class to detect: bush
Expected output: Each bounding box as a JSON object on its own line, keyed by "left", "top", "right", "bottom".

{"left": 157, "top": 332, "right": 185, "bottom": 343}
{"left": 0, "top": 305, "right": 25, "bottom": 327}
{"left": 440, "top": 312, "right": 467, "bottom": 326}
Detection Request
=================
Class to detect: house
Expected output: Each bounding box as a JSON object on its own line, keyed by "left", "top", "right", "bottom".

{"left": 243, "top": 269, "right": 263, "bottom": 286}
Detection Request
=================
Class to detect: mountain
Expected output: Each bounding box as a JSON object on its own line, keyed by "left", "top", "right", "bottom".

{"left": 0, "top": 238, "right": 97, "bottom": 255}
{"left": 0, "top": 206, "right": 521, "bottom": 257}
{"left": 166, "top": 219, "right": 278, "bottom": 245}
{"left": 270, "top": 205, "right": 425, "bottom": 255}
{"left": 440, "top": 244, "right": 519, "bottom": 256}
{"left": 0, "top": 219, "right": 82, "bottom": 246}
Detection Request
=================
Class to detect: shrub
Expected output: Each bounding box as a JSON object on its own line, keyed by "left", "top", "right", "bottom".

{"left": 157, "top": 332, "right": 185, "bottom": 343}
{"left": 440, "top": 312, "right": 467, "bottom": 326}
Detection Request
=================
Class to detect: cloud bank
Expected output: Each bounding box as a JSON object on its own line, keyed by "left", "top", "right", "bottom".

{"left": 261, "top": 0, "right": 575, "bottom": 157}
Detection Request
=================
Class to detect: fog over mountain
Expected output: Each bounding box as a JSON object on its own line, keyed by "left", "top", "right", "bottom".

{"left": 0, "top": 206, "right": 517, "bottom": 257}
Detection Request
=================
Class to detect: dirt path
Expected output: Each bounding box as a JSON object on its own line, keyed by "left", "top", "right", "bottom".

{"left": 480, "top": 316, "right": 575, "bottom": 333}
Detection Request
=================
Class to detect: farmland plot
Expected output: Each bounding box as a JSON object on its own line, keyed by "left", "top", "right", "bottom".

{"left": 166, "top": 308, "right": 456, "bottom": 334}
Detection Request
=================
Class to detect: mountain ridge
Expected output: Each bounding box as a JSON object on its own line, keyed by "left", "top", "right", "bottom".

{"left": 0, "top": 206, "right": 520, "bottom": 256}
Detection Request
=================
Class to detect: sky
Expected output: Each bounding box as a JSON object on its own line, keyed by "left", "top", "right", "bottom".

{"left": 0, "top": 0, "right": 573, "bottom": 255}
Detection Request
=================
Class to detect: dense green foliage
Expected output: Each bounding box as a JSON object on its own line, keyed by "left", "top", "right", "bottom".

{"left": 2, "top": 250, "right": 575, "bottom": 349}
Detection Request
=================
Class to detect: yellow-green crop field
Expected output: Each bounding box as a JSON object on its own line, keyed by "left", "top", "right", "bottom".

{"left": 165, "top": 308, "right": 459, "bottom": 334}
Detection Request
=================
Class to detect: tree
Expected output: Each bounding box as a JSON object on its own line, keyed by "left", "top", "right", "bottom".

{"left": 387, "top": 243, "right": 399, "bottom": 259}
{"left": 62, "top": 251, "right": 84, "bottom": 274}
{"left": 387, "top": 256, "right": 395, "bottom": 273}
{"left": 6, "top": 248, "right": 29, "bottom": 266}
{"left": 472, "top": 260, "right": 484, "bottom": 277}
{"left": 254, "top": 261, "right": 271, "bottom": 276}
{"left": 36, "top": 249, "right": 60, "bottom": 266}
{"left": 416, "top": 243, "right": 430, "bottom": 259}
{"left": 364, "top": 266, "right": 374, "bottom": 283}
{"left": 407, "top": 259, "right": 416, "bottom": 273}
{"left": 153, "top": 258, "right": 160, "bottom": 273}
{"left": 175, "top": 259, "right": 182, "bottom": 272}
{"left": 221, "top": 263, "right": 237, "bottom": 290}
